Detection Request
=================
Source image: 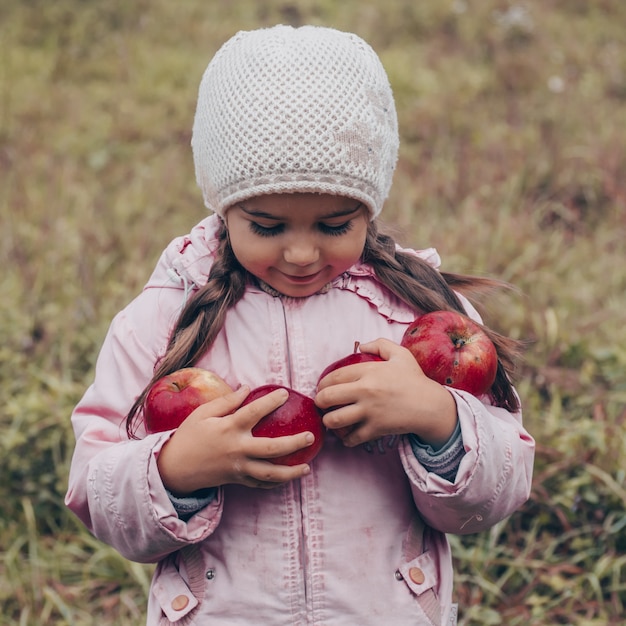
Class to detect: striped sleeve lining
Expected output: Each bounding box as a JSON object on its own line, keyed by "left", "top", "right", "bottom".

{"left": 409, "top": 422, "right": 465, "bottom": 483}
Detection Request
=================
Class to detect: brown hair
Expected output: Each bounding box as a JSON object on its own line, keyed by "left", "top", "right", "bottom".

{"left": 126, "top": 219, "right": 521, "bottom": 436}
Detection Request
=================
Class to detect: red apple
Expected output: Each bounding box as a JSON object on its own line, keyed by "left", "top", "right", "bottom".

{"left": 144, "top": 367, "right": 233, "bottom": 433}
{"left": 317, "top": 342, "right": 384, "bottom": 439}
{"left": 242, "top": 384, "right": 325, "bottom": 466}
{"left": 317, "top": 342, "right": 384, "bottom": 383}
{"left": 400, "top": 310, "right": 497, "bottom": 396}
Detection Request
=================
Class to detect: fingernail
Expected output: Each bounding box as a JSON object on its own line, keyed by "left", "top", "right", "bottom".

{"left": 305, "top": 432, "right": 315, "bottom": 444}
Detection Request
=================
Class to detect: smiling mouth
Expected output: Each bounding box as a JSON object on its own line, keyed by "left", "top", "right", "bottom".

{"left": 282, "top": 271, "right": 323, "bottom": 284}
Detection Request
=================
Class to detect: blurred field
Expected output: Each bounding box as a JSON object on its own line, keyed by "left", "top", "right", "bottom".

{"left": 1, "top": 1, "right": 625, "bottom": 624}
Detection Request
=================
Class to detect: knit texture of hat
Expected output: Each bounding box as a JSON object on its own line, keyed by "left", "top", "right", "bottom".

{"left": 191, "top": 25, "right": 399, "bottom": 219}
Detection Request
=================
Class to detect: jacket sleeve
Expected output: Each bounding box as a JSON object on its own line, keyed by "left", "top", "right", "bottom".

{"left": 399, "top": 388, "right": 535, "bottom": 535}
{"left": 64, "top": 290, "right": 224, "bottom": 563}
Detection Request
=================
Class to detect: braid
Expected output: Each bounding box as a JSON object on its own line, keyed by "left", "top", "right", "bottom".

{"left": 363, "top": 222, "right": 522, "bottom": 412}
{"left": 362, "top": 226, "right": 466, "bottom": 313}
{"left": 126, "top": 222, "right": 248, "bottom": 437}
{"left": 126, "top": 219, "right": 522, "bottom": 436}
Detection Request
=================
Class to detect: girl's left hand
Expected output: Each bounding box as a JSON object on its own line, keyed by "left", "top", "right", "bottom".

{"left": 315, "top": 338, "right": 458, "bottom": 448}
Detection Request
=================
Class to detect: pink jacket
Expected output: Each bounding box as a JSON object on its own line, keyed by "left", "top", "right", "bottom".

{"left": 65, "top": 215, "right": 534, "bottom": 626}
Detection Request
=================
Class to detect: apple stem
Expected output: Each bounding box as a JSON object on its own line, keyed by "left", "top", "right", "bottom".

{"left": 453, "top": 338, "right": 466, "bottom": 349}
{"left": 353, "top": 341, "right": 360, "bottom": 354}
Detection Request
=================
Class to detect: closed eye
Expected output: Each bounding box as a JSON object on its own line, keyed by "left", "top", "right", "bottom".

{"left": 248, "top": 220, "right": 354, "bottom": 238}
{"left": 318, "top": 221, "right": 354, "bottom": 236}
{"left": 248, "top": 222, "right": 284, "bottom": 237}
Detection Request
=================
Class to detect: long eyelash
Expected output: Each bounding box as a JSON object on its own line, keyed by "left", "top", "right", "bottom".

{"left": 319, "top": 221, "right": 354, "bottom": 236}
{"left": 249, "top": 222, "right": 283, "bottom": 237}
{"left": 249, "top": 221, "right": 354, "bottom": 238}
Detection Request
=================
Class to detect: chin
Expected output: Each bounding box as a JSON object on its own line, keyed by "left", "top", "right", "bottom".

{"left": 277, "top": 284, "right": 326, "bottom": 298}
{"left": 264, "top": 277, "right": 332, "bottom": 298}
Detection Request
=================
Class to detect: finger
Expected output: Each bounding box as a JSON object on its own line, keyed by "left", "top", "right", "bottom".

{"left": 328, "top": 424, "right": 355, "bottom": 440}
{"left": 338, "top": 421, "right": 382, "bottom": 448}
{"left": 185, "top": 385, "right": 251, "bottom": 421}
{"left": 235, "top": 387, "right": 290, "bottom": 430}
{"left": 321, "top": 404, "right": 361, "bottom": 432}
{"left": 358, "top": 337, "right": 404, "bottom": 360}
{"left": 339, "top": 430, "right": 364, "bottom": 448}
{"left": 316, "top": 359, "right": 381, "bottom": 392}
{"left": 249, "top": 431, "right": 315, "bottom": 460}
{"left": 316, "top": 379, "right": 363, "bottom": 410}
{"left": 244, "top": 459, "right": 311, "bottom": 487}
{"left": 360, "top": 339, "right": 424, "bottom": 375}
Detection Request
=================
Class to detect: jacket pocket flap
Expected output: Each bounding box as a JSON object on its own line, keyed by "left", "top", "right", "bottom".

{"left": 397, "top": 550, "right": 438, "bottom": 595}
{"left": 153, "top": 561, "right": 199, "bottom": 622}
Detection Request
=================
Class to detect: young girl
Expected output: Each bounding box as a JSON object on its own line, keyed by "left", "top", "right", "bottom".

{"left": 66, "top": 25, "right": 534, "bottom": 626}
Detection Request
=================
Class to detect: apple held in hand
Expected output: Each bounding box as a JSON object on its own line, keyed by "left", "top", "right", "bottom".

{"left": 317, "top": 342, "right": 384, "bottom": 439}
{"left": 144, "top": 367, "right": 233, "bottom": 433}
{"left": 401, "top": 311, "right": 497, "bottom": 396}
{"left": 242, "top": 385, "right": 325, "bottom": 466}
{"left": 317, "top": 341, "right": 384, "bottom": 382}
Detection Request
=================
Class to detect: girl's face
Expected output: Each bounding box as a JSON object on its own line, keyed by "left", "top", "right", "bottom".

{"left": 225, "top": 193, "right": 369, "bottom": 297}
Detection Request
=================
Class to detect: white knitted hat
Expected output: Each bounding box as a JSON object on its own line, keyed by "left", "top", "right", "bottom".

{"left": 191, "top": 25, "right": 398, "bottom": 219}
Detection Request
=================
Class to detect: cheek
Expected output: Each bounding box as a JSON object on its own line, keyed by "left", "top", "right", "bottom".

{"left": 336, "top": 230, "right": 367, "bottom": 265}
{"left": 231, "top": 238, "right": 274, "bottom": 274}
{"left": 325, "top": 244, "right": 362, "bottom": 275}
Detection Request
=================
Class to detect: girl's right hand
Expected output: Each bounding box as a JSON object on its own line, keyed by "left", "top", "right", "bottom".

{"left": 156, "top": 386, "right": 314, "bottom": 496}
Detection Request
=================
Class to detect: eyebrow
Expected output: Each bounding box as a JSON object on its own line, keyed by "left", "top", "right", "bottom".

{"left": 237, "top": 203, "right": 363, "bottom": 221}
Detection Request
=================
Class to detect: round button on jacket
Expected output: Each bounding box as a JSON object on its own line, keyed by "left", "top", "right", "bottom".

{"left": 171, "top": 595, "right": 190, "bottom": 611}
{"left": 408, "top": 567, "right": 425, "bottom": 585}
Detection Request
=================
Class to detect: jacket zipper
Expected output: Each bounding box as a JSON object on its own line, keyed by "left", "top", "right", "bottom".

{"left": 279, "top": 299, "right": 292, "bottom": 389}
{"left": 278, "top": 297, "right": 310, "bottom": 622}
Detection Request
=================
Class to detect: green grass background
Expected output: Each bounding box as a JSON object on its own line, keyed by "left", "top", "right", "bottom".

{"left": 1, "top": 1, "right": 625, "bottom": 624}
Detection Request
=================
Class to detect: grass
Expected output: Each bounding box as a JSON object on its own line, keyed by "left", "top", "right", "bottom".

{"left": 1, "top": 0, "right": 625, "bottom": 624}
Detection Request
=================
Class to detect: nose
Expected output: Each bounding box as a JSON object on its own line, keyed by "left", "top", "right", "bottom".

{"left": 283, "top": 236, "right": 320, "bottom": 267}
